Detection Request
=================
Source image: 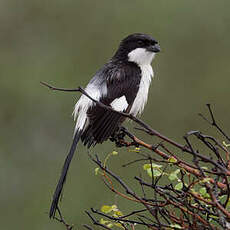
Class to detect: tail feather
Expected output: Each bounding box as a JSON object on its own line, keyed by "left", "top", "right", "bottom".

{"left": 49, "top": 129, "right": 82, "bottom": 218}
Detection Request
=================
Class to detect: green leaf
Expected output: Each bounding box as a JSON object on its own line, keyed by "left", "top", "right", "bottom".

{"left": 168, "top": 156, "right": 177, "bottom": 163}
{"left": 101, "top": 205, "right": 113, "bottom": 213}
{"left": 100, "top": 218, "right": 110, "bottom": 225}
{"left": 112, "top": 151, "right": 118, "bottom": 155}
{"left": 174, "top": 169, "right": 180, "bottom": 174}
{"left": 151, "top": 163, "right": 163, "bottom": 168}
{"left": 113, "top": 210, "right": 123, "bottom": 217}
{"left": 200, "top": 177, "right": 212, "bottom": 184}
{"left": 199, "top": 187, "right": 207, "bottom": 196}
{"left": 107, "top": 223, "right": 113, "bottom": 228}
{"left": 143, "top": 164, "right": 150, "bottom": 170}
{"left": 219, "top": 195, "right": 226, "bottom": 203}
{"left": 168, "top": 173, "right": 178, "bottom": 181}
{"left": 223, "top": 141, "right": 230, "bottom": 147}
{"left": 147, "top": 168, "right": 162, "bottom": 177}
{"left": 129, "top": 147, "right": 141, "bottom": 153}
{"left": 208, "top": 215, "right": 219, "bottom": 220}
{"left": 170, "top": 223, "right": 182, "bottom": 229}
{"left": 168, "top": 169, "right": 181, "bottom": 181}
{"left": 111, "top": 204, "right": 119, "bottom": 211}
{"left": 175, "top": 182, "right": 183, "bottom": 190}
{"left": 201, "top": 166, "right": 208, "bottom": 170}
{"left": 95, "top": 167, "right": 99, "bottom": 175}
{"left": 143, "top": 163, "right": 162, "bottom": 171}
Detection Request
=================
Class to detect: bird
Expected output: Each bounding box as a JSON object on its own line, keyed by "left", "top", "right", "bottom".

{"left": 49, "top": 33, "right": 160, "bottom": 218}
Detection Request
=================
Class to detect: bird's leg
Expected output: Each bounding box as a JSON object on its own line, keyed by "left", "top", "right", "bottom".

{"left": 117, "top": 126, "right": 127, "bottom": 139}
{"left": 110, "top": 126, "right": 137, "bottom": 148}
{"left": 110, "top": 126, "right": 126, "bottom": 147}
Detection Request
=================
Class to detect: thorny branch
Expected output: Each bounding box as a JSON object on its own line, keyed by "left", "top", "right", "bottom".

{"left": 42, "top": 82, "right": 230, "bottom": 229}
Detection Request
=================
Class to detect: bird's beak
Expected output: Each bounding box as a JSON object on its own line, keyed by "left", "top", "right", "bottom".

{"left": 147, "top": 43, "right": 161, "bottom": 53}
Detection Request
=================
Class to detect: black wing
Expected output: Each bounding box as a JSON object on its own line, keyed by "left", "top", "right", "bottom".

{"left": 81, "top": 62, "right": 141, "bottom": 147}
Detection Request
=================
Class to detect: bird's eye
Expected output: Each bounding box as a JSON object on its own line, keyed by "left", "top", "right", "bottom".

{"left": 138, "top": 40, "right": 144, "bottom": 46}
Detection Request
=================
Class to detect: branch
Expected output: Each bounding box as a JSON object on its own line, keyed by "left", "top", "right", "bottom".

{"left": 41, "top": 81, "right": 192, "bottom": 154}
{"left": 40, "top": 81, "right": 80, "bottom": 92}
{"left": 199, "top": 104, "right": 230, "bottom": 142}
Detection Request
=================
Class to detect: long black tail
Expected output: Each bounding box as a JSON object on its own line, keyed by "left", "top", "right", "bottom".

{"left": 49, "top": 129, "right": 82, "bottom": 218}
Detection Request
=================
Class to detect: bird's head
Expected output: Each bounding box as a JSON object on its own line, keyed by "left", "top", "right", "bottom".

{"left": 114, "top": 33, "right": 160, "bottom": 65}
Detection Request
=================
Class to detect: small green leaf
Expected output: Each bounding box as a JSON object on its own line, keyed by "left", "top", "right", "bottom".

{"left": 143, "top": 164, "right": 151, "bottom": 170}
{"left": 100, "top": 218, "right": 110, "bottom": 225}
{"left": 168, "top": 156, "right": 177, "bottom": 163}
{"left": 101, "top": 205, "right": 113, "bottom": 213}
{"left": 112, "top": 151, "right": 118, "bottom": 155}
{"left": 168, "top": 173, "right": 178, "bottom": 181}
{"left": 147, "top": 168, "right": 162, "bottom": 177}
{"left": 175, "top": 182, "right": 183, "bottom": 190}
{"left": 95, "top": 167, "right": 99, "bottom": 175}
{"left": 201, "top": 166, "right": 208, "bottom": 170}
{"left": 129, "top": 147, "right": 141, "bottom": 153}
{"left": 170, "top": 223, "right": 182, "bottom": 229}
{"left": 199, "top": 187, "right": 207, "bottom": 196}
{"left": 223, "top": 141, "right": 230, "bottom": 147}
{"left": 174, "top": 169, "right": 181, "bottom": 174}
{"left": 200, "top": 177, "right": 212, "bottom": 184}
{"left": 143, "top": 163, "right": 162, "bottom": 170}
{"left": 219, "top": 195, "right": 226, "bottom": 203}
{"left": 151, "top": 163, "right": 163, "bottom": 169}
{"left": 113, "top": 210, "right": 123, "bottom": 217}
{"left": 168, "top": 169, "right": 181, "bottom": 181}
{"left": 135, "top": 147, "right": 140, "bottom": 152}
{"left": 208, "top": 215, "right": 219, "bottom": 220}
{"left": 107, "top": 223, "right": 113, "bottom": 228}
{"left": 111, "top": 204, "right": 118, "bottom": 211}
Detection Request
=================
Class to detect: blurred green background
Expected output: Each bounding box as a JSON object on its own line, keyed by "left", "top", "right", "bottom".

{"left": 1, "top": 0, "right": 230, "bottom": 229}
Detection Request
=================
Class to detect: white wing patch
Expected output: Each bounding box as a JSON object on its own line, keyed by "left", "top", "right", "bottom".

{"left": 110, "top": 95, "right": 128, "bottom": 112}
{"left": 73, "top": 82, "right": 107, "bottom": 131}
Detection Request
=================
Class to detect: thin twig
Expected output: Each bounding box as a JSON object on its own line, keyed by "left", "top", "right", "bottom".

{"left": 199, "top": 104, "right": 230, "bottom": 142}
{"left": 40, "top": 81, "right": 80, "bottom": 92}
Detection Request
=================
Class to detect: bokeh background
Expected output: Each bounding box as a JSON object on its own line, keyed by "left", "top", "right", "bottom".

{"left": 1, "top": 0, "right": 230, "bottom": 229}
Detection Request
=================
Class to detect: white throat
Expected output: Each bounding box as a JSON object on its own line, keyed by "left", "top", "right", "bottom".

{"left": 128, "top": 48, "right": 155, "bottom": 65}
{"left": 128, "top": 48, "right": 155, "bottom": 116}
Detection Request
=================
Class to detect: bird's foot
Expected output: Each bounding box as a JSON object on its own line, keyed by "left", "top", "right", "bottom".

{"left": 110, "top": 126, "right": 128, "bottom": 147}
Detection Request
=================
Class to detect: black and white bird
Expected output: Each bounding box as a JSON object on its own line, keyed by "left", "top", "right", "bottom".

{"left": 49, "top": 33, "right": 160, "bottom": 218}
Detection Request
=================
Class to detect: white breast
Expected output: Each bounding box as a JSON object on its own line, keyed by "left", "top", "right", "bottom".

{"left": 128, "top": 47, "right": 155, "bottom": 116}
{"left": 130, "top": 64, "right": 153, "bottom": 116}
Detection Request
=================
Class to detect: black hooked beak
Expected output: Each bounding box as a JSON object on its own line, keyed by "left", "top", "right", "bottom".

{"left": 147, "top": 43, "right": 161, "bottom": 53}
